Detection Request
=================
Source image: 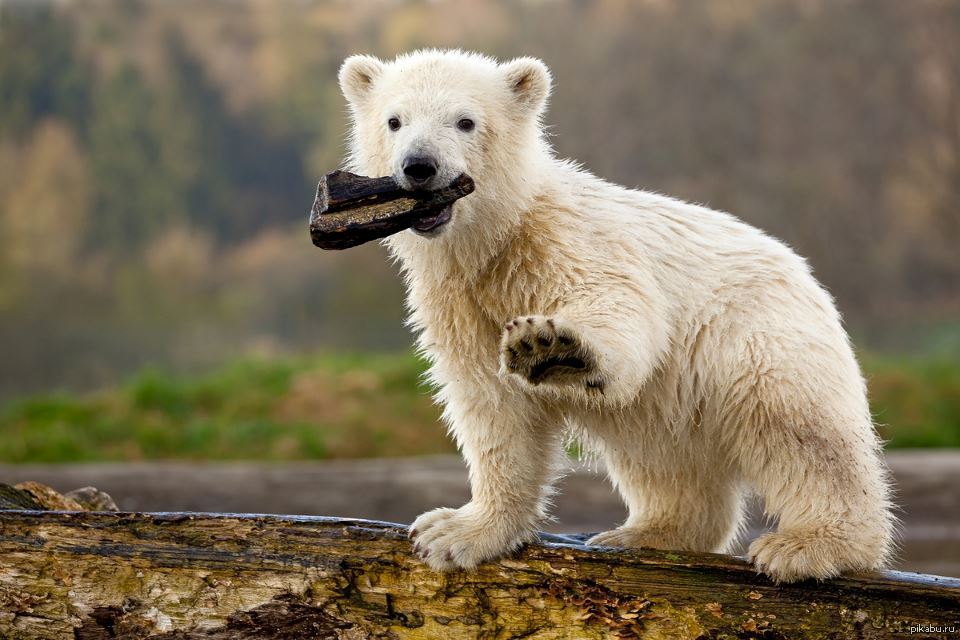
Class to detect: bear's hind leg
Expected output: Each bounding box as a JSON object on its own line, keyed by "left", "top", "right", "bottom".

{"left": 738, "top": 401, "right": 895, "bottom": 583}
{"left": 589, "top": 460, "right": 745, "bottom": 554}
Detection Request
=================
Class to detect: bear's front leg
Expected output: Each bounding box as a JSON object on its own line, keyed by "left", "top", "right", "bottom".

{"left": 501, "top": 315, "right": 606, "bottom": 392}
{"left": 499, "top": 281, "right": 670, "bottom": 406}
{"left": 410, "top": 395, "right": 563, "bottom": 571}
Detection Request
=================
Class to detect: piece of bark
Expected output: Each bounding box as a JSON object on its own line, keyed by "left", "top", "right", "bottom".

{"left": 1, "top": 482, "right": 83, "bottom": 510}
{"left": 0, "top": 484, "right": 44, "bottom": 510}
{"left": 309, "top": 171, "right": 475, "bottom": 249}
{"left": 1, "top": 510, "right": 957, "bottom": 639}
{"left": 64, "top": 486, "right": 119, "bottom": 512}
{"left": 0, "top": 482, "right": 117, "bottom": 512}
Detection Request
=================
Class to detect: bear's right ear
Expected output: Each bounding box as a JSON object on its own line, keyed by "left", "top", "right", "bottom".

{"left": 502, "top": 57, "right": 552, "bottom": 117}
{"left": 339, "top": 55, "right": 384, "bottom": 105}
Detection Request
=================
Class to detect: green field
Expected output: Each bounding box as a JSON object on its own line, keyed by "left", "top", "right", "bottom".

{"left": 0, "top": 352, "right": 957, "bottom": 462}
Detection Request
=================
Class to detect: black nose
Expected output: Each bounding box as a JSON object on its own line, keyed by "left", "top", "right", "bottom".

{"left": 402, "top": 156, "right": 438, "bottom": 188}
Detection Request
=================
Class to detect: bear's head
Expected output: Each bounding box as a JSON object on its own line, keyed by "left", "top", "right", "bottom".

{"left": 339, "top": 50, "right": 552, "bottom": 240}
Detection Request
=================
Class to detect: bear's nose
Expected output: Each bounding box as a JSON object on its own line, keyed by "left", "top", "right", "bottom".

{"left": 402, "top": 156, "right": 438, "bottom": 189}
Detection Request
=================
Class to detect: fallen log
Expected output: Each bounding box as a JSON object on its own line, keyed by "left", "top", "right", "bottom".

{"left": 309, "top": 171, "right": 475, "bottom": 250}
{"left": 0, "top": 485, "right": 958, "bottom": 639}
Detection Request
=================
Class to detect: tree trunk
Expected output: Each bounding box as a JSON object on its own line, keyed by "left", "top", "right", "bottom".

{"left": 0, "top": 484, "right": 957, "bottom": 639}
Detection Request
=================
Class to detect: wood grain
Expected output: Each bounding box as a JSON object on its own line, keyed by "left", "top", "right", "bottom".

{"left": 1, "top": 509, "right": 957, "bottom": 639}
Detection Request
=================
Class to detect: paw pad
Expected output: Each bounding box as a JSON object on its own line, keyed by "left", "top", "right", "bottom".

{"left": 501, "top": 315, "right": 600, "bottom": 388}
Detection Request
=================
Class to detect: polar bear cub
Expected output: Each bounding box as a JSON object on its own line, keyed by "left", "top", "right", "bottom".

{"left": 337, "top": 49, "right": 895, "bottom": 582}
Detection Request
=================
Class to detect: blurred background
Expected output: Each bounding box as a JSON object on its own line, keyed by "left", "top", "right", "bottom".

{"left": 0, "top": 0, "right": 958, "bottom": 573}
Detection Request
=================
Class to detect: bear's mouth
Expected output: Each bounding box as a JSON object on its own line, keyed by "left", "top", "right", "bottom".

{"left": 412, "top": 203, "right": 453, "bottom": 235}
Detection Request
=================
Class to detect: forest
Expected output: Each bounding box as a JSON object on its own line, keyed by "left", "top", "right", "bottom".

{"left": 0, "top": 0, "right": 957, "bottom": 456}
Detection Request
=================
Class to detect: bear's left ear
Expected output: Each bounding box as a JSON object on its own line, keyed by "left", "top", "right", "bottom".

{"left": 502, "top": 57, "right": 552, "bottom": 116}
{"left": 339, "top": 55, "right": 385, "bottom": 106}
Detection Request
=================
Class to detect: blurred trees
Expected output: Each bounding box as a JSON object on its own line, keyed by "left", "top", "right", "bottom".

{"left": 0, "top": 0, "right": 957, "bottom": 399}
{"left": 4, "top": 121, "right": 89, "bottom": 273}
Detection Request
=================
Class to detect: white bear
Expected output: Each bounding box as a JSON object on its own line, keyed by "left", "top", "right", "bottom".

{"left": 337, "top": 49, "right": 895, "bottom": 582}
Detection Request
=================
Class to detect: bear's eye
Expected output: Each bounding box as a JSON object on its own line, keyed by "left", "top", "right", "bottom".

{"left": 456, "top": 118, "right": 475, "bottom": 132}
{"left": 388, "top": 117, "right": 401, "bottom": 132}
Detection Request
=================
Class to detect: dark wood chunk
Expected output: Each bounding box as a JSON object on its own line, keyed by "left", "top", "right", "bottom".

{"left": 309, "top": 171, "right": 475, "bottom": 250}
{"left": 317, "top": 170, "right": 409, "bottom": 214}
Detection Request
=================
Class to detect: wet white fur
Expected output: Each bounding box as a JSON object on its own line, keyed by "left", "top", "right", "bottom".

{"left": 339, "top": 50, "right": 895, "bottom": 582}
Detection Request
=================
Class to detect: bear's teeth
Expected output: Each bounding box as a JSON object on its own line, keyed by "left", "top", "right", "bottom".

{"left": 413, "top": 204, "right": 453, "bottom": 232}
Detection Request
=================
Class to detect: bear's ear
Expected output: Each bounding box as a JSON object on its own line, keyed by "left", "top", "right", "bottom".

{"left": 339, "top": 55, "right": 385, "bottom": 105}
{"left": 502, "top": 57, "right": 552, "bottom": 116}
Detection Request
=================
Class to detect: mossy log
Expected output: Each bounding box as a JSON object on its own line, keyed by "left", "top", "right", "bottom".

{"left": 1, "top": 486, "right": 958, "bottom": 639}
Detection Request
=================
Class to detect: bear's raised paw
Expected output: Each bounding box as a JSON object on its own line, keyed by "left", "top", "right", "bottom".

{"left": 500, "top": 315, "right": 603, "bottom": 391}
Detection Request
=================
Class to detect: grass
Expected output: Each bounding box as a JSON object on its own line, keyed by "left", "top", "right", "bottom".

{"left": 0, "top": 351, "right": 957, "bottom": 462}
{"left": 0, "top": 353, "right": 452, "bottom": 463}
{"left": 865, "top": 355, "right": 960, "bottom": 447}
